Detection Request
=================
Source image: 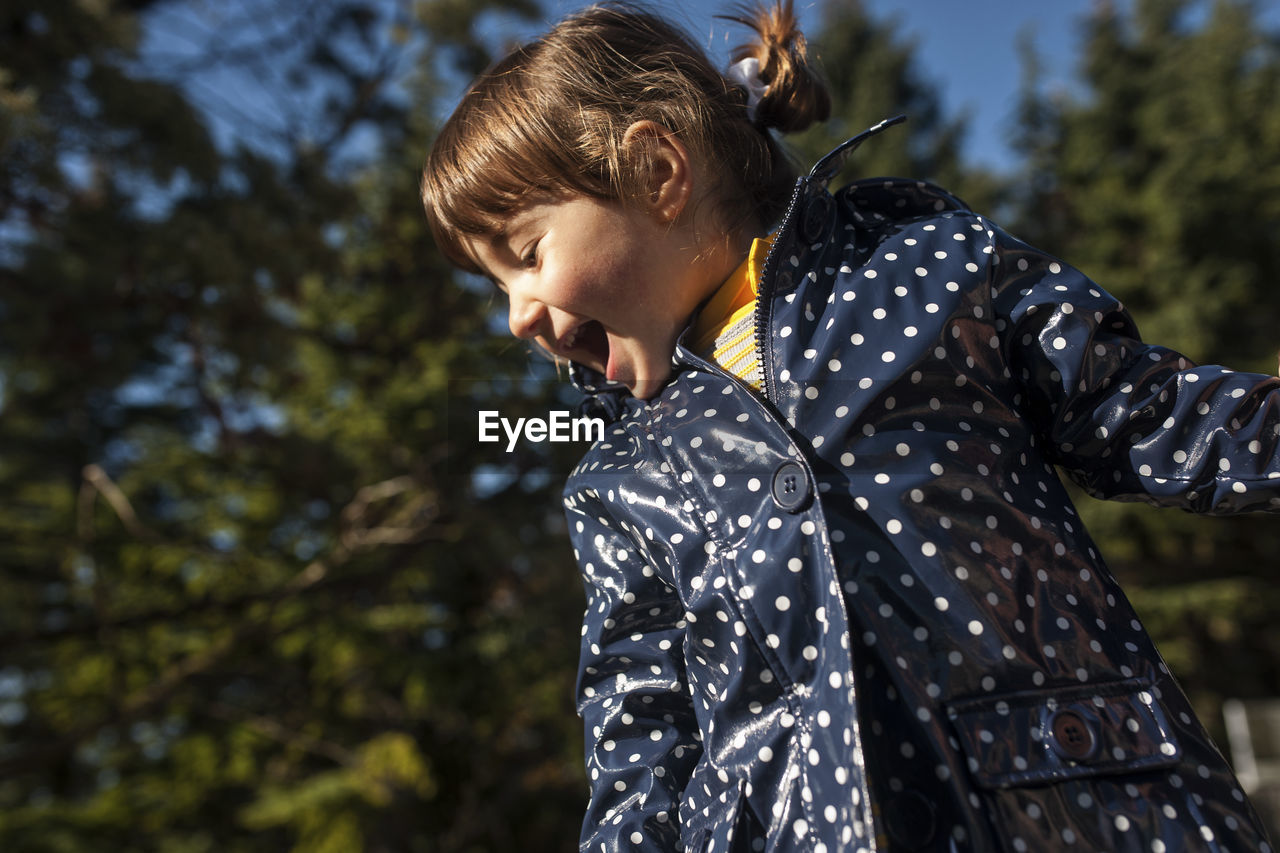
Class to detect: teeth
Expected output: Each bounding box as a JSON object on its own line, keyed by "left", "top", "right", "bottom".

{"left": 562, "top": 324, "right": 580, "bottom": 353}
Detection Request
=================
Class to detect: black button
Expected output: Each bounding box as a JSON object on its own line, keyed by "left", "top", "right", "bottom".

{"left": 884, "top": 788, "right": 936, "bottom": 850}
{"left": 1049, "top": 708, "right": 1098, "bottom": 762}
{"left": 770, "top": 461, "right": 811, "bottom": 512}
{"left": 800, "top": 194, "right": 832, "bottom": 243}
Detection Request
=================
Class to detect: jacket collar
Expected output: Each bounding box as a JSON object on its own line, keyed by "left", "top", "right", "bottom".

{"left": 568, "top": 360, "right": 632, "bottom": 422}
{"left": 568, "top": 116, "right": 909, "bottom": 416}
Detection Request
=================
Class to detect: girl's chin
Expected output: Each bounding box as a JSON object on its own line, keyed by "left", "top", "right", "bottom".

{"left": 627, "top": 369, "right": 673, "bottom": 400}
{"left": 581, "top": 346, "right": 674, "bottom": 399}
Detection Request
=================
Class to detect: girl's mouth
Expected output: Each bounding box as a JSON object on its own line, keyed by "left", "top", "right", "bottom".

{"left": 561, "top": 320, "right": 611, "bottom": 373}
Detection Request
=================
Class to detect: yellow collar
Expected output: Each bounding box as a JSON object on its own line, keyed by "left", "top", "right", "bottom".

{"left": 690, "top": 235, "right": 772, "bottom": 354}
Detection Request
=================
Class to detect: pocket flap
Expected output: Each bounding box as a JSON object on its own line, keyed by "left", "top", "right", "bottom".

{"left": 946, "top": 678, "right": 1181, "bottom": 789}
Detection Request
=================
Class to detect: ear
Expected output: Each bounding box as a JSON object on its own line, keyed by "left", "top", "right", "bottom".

{"left": 621, "top": 120, "right": 694, "bottom": 224}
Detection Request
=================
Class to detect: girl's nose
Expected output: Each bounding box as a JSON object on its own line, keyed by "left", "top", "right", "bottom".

{"left": 507, "top": 290, "right": 546, "bottom": 340}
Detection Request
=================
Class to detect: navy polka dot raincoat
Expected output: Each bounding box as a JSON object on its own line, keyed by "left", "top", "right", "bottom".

{"left": 564, "top": 119, "right": 1280, "bottom": 852}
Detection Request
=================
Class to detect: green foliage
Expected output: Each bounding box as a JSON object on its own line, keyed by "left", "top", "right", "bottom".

{"left": 0, "top": 0, "right": 583, "bottom": 849}
{"left": 1014, "top": 0, "right": 1280, "bottom": 366}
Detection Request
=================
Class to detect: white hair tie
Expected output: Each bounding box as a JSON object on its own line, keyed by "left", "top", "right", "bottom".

{"left": 726, "top": 57, "right": 768, "bottom": 123}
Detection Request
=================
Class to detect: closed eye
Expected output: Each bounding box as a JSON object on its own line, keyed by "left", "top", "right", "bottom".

{"left": 520, "top": 239, "right": 540, "bottom": 269}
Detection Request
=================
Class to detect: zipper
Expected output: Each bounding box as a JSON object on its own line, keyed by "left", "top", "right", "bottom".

{"left": 753, "top": 177, "right": 808, "bottom": 405}
{"left": 753, "top": 116, "right": 907, "bottom": 406}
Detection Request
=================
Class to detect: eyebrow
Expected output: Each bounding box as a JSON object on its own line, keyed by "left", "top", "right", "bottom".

{"left": 466, "top": 236, "right": 512, "bottom": 292}
{"left": 496, "top": 209, "right": 536, "bottom": 245}
{"left": 490, "top": 211, "right": 539, "bottom": 266}
{"left": 467, "top": 202, "right": 544, "bottom": 288}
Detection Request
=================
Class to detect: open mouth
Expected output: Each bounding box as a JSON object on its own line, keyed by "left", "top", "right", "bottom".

{"left": 561, "top": 320, "right": 610, "bottom": 372}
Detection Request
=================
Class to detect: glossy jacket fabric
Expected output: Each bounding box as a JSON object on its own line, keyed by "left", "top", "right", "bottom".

{"left": 563, "top": 120, "right": 1280, "bottom": 852}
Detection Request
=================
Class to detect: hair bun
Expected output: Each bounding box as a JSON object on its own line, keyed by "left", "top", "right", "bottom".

{"left": 726, "top": 0, "right": 831, "bottom": 132}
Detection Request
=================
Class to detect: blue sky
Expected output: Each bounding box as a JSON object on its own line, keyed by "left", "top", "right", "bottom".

{"left": 855, "top": 0, "right": 1089, "bottom": 168}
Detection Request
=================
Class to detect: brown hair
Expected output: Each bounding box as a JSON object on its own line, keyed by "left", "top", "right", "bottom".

{"left": 421, "top": 1, "right": 830, "bottom": 273}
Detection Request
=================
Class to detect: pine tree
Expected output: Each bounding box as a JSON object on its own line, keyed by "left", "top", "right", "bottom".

{"left": 0, "top": 0, "right": 587, "bottom": 849}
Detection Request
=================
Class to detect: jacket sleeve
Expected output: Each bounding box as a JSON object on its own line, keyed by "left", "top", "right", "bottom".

{"left": 565, "top": 489, "right": 700, "bottom": 852}
{"left": 985, "top": 220, "right": 1280, "bottom": 513}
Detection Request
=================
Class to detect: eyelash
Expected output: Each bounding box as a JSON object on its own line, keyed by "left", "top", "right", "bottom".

{"left": 520, "top": 240, "right": 540, "bottom": 269}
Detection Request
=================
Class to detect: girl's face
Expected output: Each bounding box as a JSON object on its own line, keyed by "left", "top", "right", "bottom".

{"left": 466, "top": 192, "right": 741, "bottom": 400}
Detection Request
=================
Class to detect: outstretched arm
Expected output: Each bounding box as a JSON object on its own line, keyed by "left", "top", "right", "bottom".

{"left": 987, "top": 221, "right": 1280, "bottom": 513}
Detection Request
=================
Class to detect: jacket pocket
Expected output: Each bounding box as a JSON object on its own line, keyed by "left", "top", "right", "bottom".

{"left": 946, "top": 677, "right": 1181, "bottom": 789}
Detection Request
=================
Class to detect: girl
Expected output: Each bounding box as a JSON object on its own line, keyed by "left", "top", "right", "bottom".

{"left": 422, "top": 3, "right": 1280, "bottom": 851}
